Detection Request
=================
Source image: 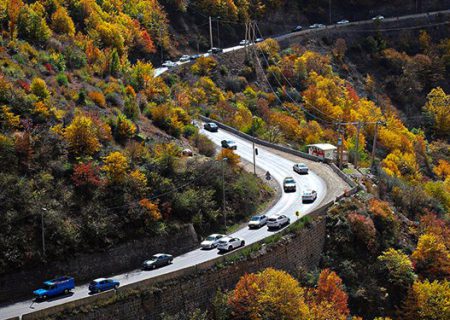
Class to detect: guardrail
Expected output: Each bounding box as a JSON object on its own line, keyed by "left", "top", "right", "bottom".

{"left": 199, "top": 115, "right": 322, "bottom": 162}
{"left": 18, "top": 113, "right": 360, "bottom": 320}
{"left": 200, "top": 115, "right": 359, "bottom": 192}
{"left": 21, "top": 197, "right": 336, "bottom": 320}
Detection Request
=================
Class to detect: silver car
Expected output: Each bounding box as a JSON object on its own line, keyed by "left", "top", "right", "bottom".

{"left": 337, "top": 19, "right": 350, "bottom": 25}
{"left": 372, "top": 15, "right": 384, "bottom": 21}
{"left": 179, "top": 55, "right": 190, "bottom": 62}
{"left": 217, "top": 237, "right": 245, "bottom": 252}
{"left": 267, "top": 214, "right": 290, "bottom": 229}
{"left": 248, "top": 215, "right": 268, "bottom": 229}
{"left": 283, "top": 177, "right": 297, "bottom": 192}
{"left": 302, "top": 189, "right": 318, "bottom": 203}
{"left": 162, "top": 60, "right": 177, "bottom": 68}
{"left": 293, "top": 163, "right": 309, "bottom": 174}
{"left": 221, "top": 140, "right": 237, "bottom": 150}
{"left": 200, "top": 234, "right": 225, "bottom": 249}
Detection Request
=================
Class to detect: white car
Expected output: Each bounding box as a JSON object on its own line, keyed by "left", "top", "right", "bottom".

{"left": 217, "top": 236, "right": 245, "bottom": 252}
{"left": 293, "top": 163, "right": 309, "bottom": 174}
{"left": 310, "top": 23, "right": 325, "bottom": 29}
{"left": 179, "top": 55, "right": 190, "bottom": 62}
{"left": 302, "top": 189, "right": 318, "bottom": 203}
{"left": 337, "top": 19, "right": 350, "bottom": 24}
{"left": 267, "top": 214, "right": 290, "bottom": 229}
{"left": 372, "top": 15, "right": 384, "bottom": 21}
{"left": 248, "top": 214, "right": 268, "bottom": 229}
{"left": 200, "top": 234, "right": 225, "bottom": 249}
{"left": 239, "top": 40, "right": 251, "bottom": 46}
{"left": 162, "top": 60, "right": 177, "bottom": 68}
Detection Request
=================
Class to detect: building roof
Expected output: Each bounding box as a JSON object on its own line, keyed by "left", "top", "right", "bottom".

{"left": 307, "top": 143, "right": 337, "bottom": 151}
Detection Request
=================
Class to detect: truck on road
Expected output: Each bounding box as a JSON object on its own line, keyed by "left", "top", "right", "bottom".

{"left": 33, "top": 276, "right": 75, "bottom": 300}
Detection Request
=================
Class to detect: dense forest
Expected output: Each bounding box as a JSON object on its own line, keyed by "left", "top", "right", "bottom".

{"left": 0, "top": 0, "right": 449, "bottom": 319}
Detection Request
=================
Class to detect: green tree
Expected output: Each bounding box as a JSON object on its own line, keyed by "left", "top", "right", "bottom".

{"left": 17, "top": 4, "right": 51, "bottom": 43}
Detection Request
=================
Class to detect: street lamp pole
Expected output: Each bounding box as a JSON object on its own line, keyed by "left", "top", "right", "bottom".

{"left": 253, "top": 141, "right": 256, "bottom": 175}
{"left": 221, "top": 157, "right": 228, "bottom": 228}
{"left": 41, "top": 208, "right": 47, "bottom": 257}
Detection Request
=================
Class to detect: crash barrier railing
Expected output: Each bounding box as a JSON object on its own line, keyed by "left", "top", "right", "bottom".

{"left": 199, "top": 115, "right": 359, "bottom": 190}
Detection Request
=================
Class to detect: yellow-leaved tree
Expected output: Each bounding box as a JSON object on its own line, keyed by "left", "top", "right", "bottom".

{"left": 64, "top": 115, "right": 101, "bottom": 156}
{"left": 424, "top": 87, "right": 450, "bottom": 138}
{"left": 102, "top": 151, "right": 129, "bottom": 184}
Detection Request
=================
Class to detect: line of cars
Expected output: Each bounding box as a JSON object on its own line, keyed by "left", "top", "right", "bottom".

{"left": 32, "top": 253, "right": 176, "bottom": 300}
{"left": 32, "top": 276, "right": 121, "bottom": 300}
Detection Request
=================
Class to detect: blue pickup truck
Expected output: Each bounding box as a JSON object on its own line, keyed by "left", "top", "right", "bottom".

{"left": 33, "top": 276, "right": 75, "bottom": 300}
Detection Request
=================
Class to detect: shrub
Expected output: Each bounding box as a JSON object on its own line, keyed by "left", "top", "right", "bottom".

{"left": 115, "top": 113, "right": 136, "bottom": 140}
{"left": 88, "top": 91, "right": 106, "bottom": 108}
{"left": 182, "top": 124, "right": 197, "bottom": 138}
{"left": 56, "top": 73, "right": 68, "bottom": 86}
{"left": 191, "top": 56, "right": 217, "bottom": 76}
{"left": 31, "top": 77, "right": 49, "bottom": 99}
{"left": 192, "top": 133, "right": 215, "bottom": 157}
{"left": 102, "top": 151, "right": 129, "bottom": 184}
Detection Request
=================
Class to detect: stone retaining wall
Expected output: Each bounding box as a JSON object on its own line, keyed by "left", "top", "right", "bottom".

{"left": 0, "top": 225, "right": 199, "bottom": 304}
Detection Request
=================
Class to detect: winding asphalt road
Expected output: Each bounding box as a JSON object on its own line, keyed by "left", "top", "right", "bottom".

{"left": 0, "top": 126, "right": 327, "bottom": 320}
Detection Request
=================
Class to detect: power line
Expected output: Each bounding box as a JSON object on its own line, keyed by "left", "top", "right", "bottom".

{"left": 252, "top": 23, "right": 337, "bottom": 125}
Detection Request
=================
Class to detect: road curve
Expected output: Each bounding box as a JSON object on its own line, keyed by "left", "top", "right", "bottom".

{"left": 0, "top": 126, "right": 327, "bottom": 320}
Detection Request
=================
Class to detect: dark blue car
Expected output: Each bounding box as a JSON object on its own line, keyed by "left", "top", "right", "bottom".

{"left": 89, "top": 278, "right": 120, "bottom": 293}
{"left": 33, "top": 276, "right": 75, "bottom": 300}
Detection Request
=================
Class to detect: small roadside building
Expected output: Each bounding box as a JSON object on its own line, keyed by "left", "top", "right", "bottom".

{"left": 307, "top": 143, "right": 338, "bottom": 161}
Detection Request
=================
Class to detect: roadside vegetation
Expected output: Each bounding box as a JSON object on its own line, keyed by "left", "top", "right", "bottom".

{"left": 0, "top": 0, "right": 273, "bottom": 274}
{"left": 0, "top": 1, "right": 449, "bottom": 319}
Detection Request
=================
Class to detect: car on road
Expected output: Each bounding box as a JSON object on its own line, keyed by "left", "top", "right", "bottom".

{"left": 267, "top": 214, "right": 290, "bottom": 229}
{"left": 179, "top": 55, "right": 191, "bottom": 62}
{"left": 372, "top": 15, "right": 384, "bottom": 21}
{"left": 142, "top": 253, "right": 173, "bottom": 270}
{"left": 162, "top": 60, "right": 177, "bottom": 68}
{"left": 293, "top": 163, "right": 309, "bottom": 174}
{"left": 337, "top": 19, "right": 350, "bottom": 24}
{"left": 248, "top": 214, "right": 268, "bottom": 229}
{"left": 217, "top": 236, "right": 245, "bottom": 252}
{"left": 302, "top": 189, "right": 318, "bottom": 203}
{"left": 201, "top": 234, "right": 225, "bottom": 249}
{"left": 204, "top": 122, "right": 218, "bottom": 132}
{"left": 89, "top": 278, "right": 119, "bottom": 293}
{"left": 190, "top": 54, "right": 202, "bottom": 60}
{"left": 283, "top": 177, "right": 297, "bottom": 192}
{"left": 208, "top": 47, "right": 223, "bottom": 54}
{"left": 291, "top": 25, "right": 303, "bottom": 32}
{"left": 255, "top": 37, "right": 264, "bottom": 43}
{"left": 221, "top": 139, "right": 237, "bottom": 150}
{"left": 239, "top": 39, "right": 251, "bottom": 46}
{"left": 309, "top": 23, "right": 325, "bottom": 29}
{"left": 33, "top": 276, "right": 75, "bottom": 300}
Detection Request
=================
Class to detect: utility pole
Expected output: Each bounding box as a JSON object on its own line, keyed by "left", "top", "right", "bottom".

{"left": 221, "top": 157, "right": 228, "bottom": 228}
{"left": 371, "top": 121, "right": 380, "bottom": 168}
{"left": 216, "top": 16, "right": 221, "bottom": 48}
{"left": 354, "top": 121, "right": 361, "bottom": 169}
{"left": 329, "top": 0, "right": 332, "bottom": 24}
{"left": 41, "top": 208, "right": 47, "bottom": 257}
{"left": 209, "top": 16, "right": 214, "bottom": 50}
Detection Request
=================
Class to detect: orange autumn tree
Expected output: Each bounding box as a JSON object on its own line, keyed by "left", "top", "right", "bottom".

{"left": 228, "top": 268, "right": 310, "bottom": 320}
{"left": 217, "top": 148, "right": 240, "bottom": 167}
{"left": 308, "top": 269, "right": 350, "bottom": 320}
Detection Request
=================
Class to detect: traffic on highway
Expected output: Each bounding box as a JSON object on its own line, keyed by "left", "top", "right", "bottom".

{"left": 153, "top": 12, "right": 401, "bottom": 77}
{"left": 0, "top": 122, "right": 327, "bottom": 320}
